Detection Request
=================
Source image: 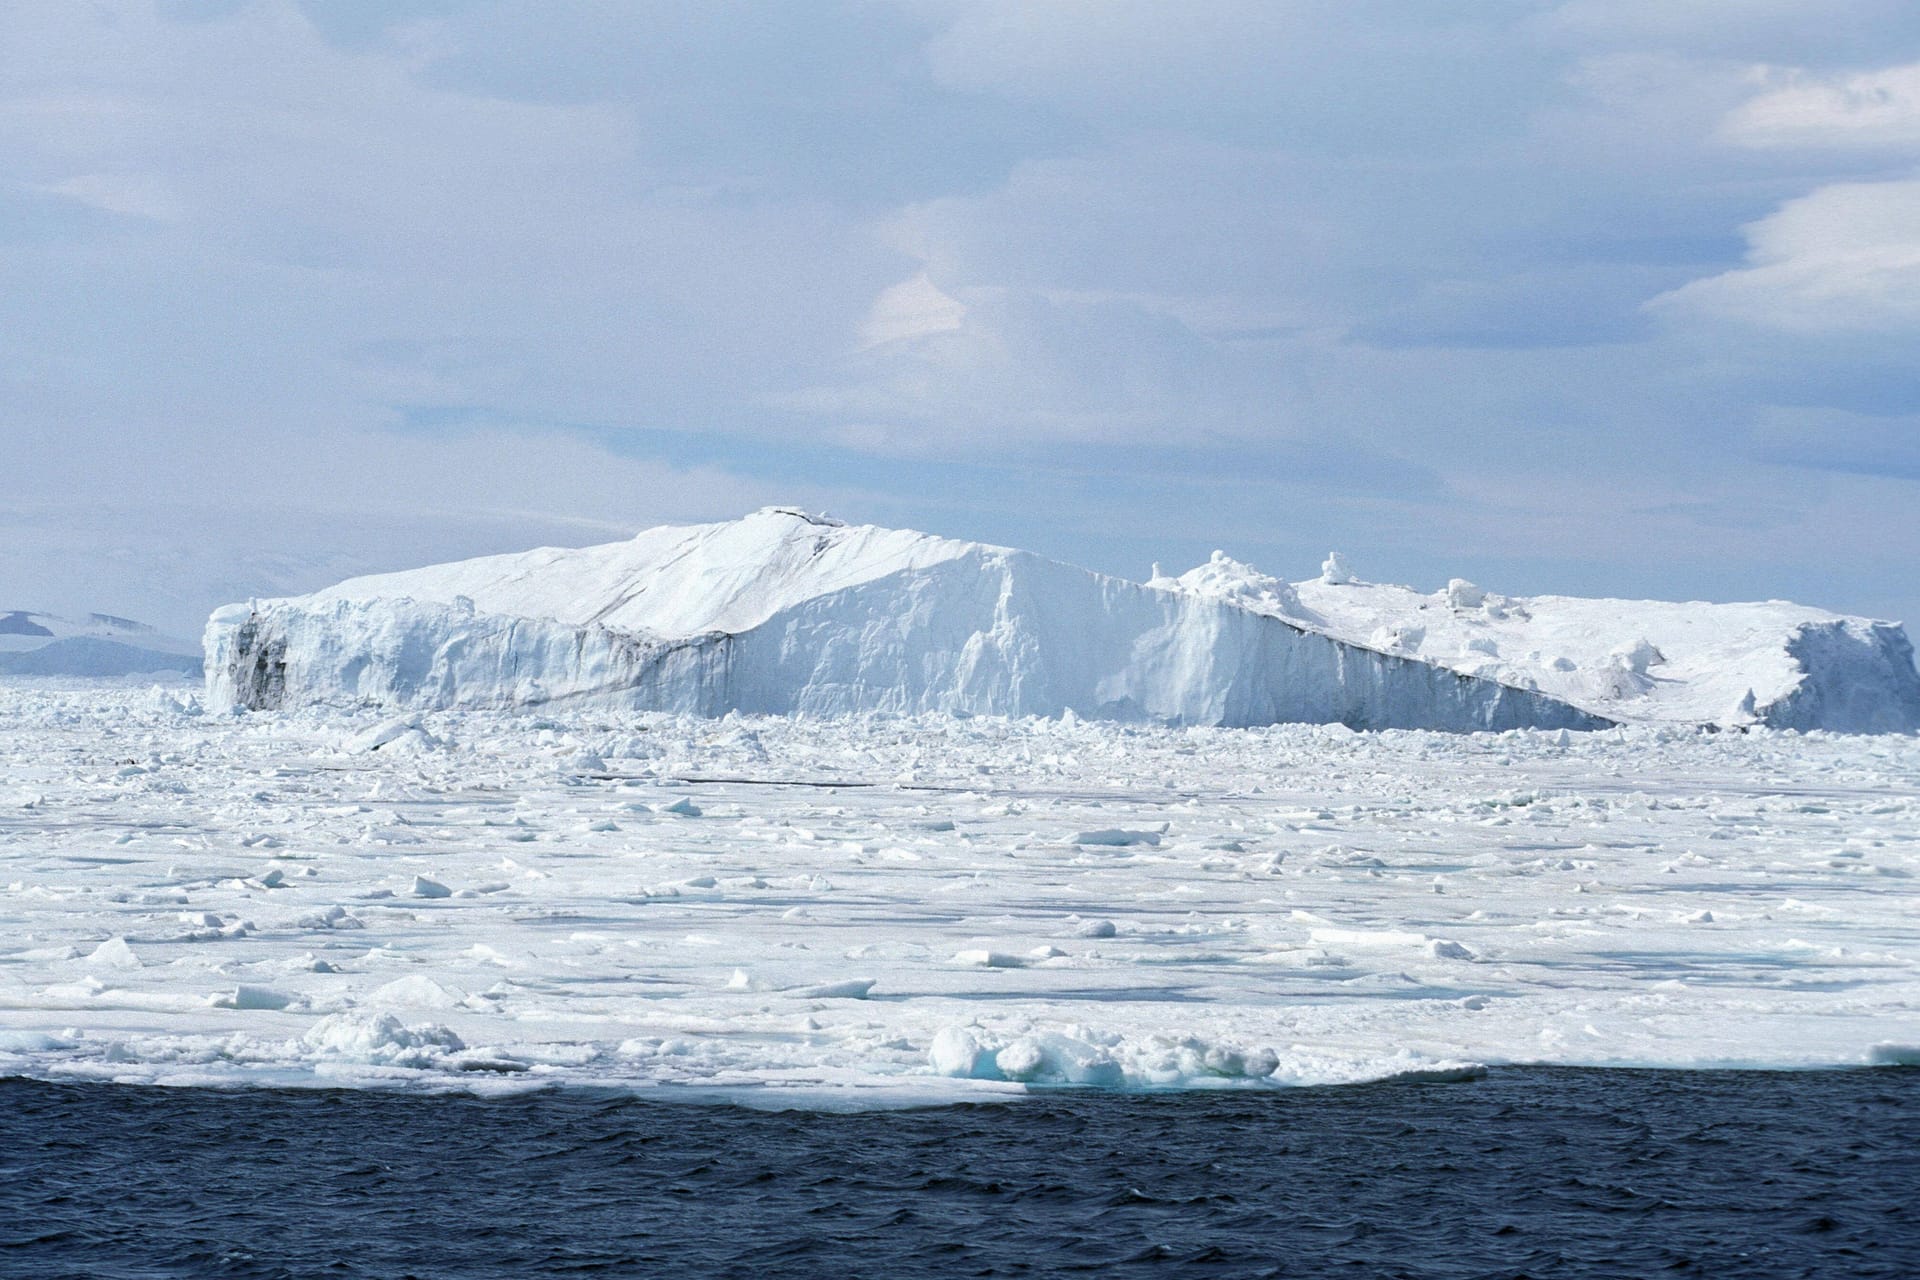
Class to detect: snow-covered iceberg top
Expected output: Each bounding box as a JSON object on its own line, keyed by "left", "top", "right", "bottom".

{"left": 205, "top": 509, "right": 1917, "bottom": 733}
{"left": 1153, "top": 550, "right": 1920, "bottom": 733}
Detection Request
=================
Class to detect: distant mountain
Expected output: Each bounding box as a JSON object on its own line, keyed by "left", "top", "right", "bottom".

{"left": 0, "top": 610, "right": 202, "bottom": 678}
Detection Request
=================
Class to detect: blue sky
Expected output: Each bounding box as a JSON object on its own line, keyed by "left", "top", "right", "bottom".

{"left": 5, "top": 1, "right": 1920, "bottom": 634}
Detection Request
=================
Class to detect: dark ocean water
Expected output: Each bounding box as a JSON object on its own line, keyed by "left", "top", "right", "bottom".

{"left": 1, "top": 1068, "right": 1913, "bottom": 1279}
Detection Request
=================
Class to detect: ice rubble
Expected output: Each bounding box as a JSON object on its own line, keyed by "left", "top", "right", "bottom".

{"left": 203, "top": 508, "right": 1920, "bottom": 732}
{"left": 1, "top": 682, "right": 1916, "bottom": 1099}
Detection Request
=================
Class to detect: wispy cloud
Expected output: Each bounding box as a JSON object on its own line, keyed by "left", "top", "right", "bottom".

{"left": 1723, "top": 61, "right": 1920, "bottom": 149}
{"left": 1651, "top": 180, "right": 1920, "bottom": 333}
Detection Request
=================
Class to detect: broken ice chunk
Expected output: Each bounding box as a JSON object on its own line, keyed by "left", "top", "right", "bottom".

{"left": 953, "top": 949, "right": 1025, "bottom": 968}
{"left": 795, "top": 978, "right": 876, "bottom": 999}
{"left": 1069, "top": 827, "right": 1164, "bottom": 847}
{"left": 212, "top": 984, "right": 294, "bottom": 1011}
{"left": 87, "top": 937, "right": 141, "bottom": 969}
{"left": 410, "top": 875, "right": 452, "bottom": 899}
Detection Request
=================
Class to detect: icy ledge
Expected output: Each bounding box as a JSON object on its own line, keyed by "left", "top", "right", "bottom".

{"left": 204, "top": 509, "right": 1919, "bottom": 732}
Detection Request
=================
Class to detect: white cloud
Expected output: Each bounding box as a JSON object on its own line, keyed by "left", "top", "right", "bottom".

{"left": 1651, "top": 180, "right": 1920, "bottom": 332}
{"left": 36, "top": 172, "right": 182, "bottom": 220}
{"left": 1723, "top": 61, "right": 1920, "bottom": 148}
{"left": 1, "top": 1, "right": 1918, "bottom": 626}
{"left": 781, "top": 282, "right": 1237, "bottom": 450}
{"left": 859, "top": 273, "right": 967, "bottom": 348}
{"left": 0, "top": 0, "right": 880, "bottom": 626}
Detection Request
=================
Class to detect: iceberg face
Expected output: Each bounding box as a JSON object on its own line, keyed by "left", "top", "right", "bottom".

{"left": 716, "top": 550, "right": 1599, "bottom": 729}
{"left": 203, "top": 508, "right": 1918, "bottom": 733}
{"left": 1168, "top": 559, "right": 1920, "bottom": 733}
{"left": 205, "top": 597, "right": 727, "bottom": 714}
{"left": 206, "top": 510, "right": 1604, "bottom": 732}
{"left": 1760, "top": 621, "right": 1920, "bottom": 733}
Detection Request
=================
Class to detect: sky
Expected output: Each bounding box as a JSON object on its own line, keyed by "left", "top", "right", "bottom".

{"left": 5, "top": 0, "right": 1920, "bottom": 637}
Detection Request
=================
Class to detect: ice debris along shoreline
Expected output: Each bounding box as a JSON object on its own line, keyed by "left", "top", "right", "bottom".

{"left": 203, "top": 509, "right": 1919, "bottom": 733}
{"left": 0, "top": 681, "right": 1916, "bottom": 1102}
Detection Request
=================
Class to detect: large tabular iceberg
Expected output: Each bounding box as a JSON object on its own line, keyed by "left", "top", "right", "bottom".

{"left": 204, "top": 508, "right": 1920, "bottom": 733}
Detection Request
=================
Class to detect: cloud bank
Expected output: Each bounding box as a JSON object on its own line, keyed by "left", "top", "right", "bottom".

{"left": 3, "top": 1, "right": 1919, "bottom": 631}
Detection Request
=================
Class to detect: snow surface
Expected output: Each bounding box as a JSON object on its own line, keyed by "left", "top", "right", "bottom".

{"left": 1153, "top": 552, "right": 1920, "bottom": 733}
{"left": 0, "top": 680, "right": 1915, "bottom": 1103}
{"left": 205, "top": 509, "right": 1602, "bottom": 733}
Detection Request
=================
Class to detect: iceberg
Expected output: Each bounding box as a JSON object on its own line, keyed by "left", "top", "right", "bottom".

{"left": 1153, "top": 551, "right": 1920, "bottom": 733}
{"left": 203, "top": 509, "right": 1919, "bottom": 732}
{"left": 204, "top": 509, "right": 1602, "bottom": 731}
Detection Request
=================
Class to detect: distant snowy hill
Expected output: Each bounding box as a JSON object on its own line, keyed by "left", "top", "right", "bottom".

{"left": 203, "top": 509, "right": 1920, "bottom": 732}
{"left": 0, "top": 610, "right": 201, "bottom": 678}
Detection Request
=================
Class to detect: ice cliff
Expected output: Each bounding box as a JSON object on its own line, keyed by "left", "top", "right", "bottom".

{"left": 204, "top": 509, "right": 1919, "bottom": 732}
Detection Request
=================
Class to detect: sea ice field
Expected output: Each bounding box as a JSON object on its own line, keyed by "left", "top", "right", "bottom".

{"left": 2, "top": 678, "right": 1916, "bottom": 1102}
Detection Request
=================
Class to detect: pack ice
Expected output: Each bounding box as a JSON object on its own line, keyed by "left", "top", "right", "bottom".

{"left": 204, "top": 508, "right": 1920, "bottom": 733}
{"left": 2, "top": 682, "right": 1916, "bottom": 1100}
